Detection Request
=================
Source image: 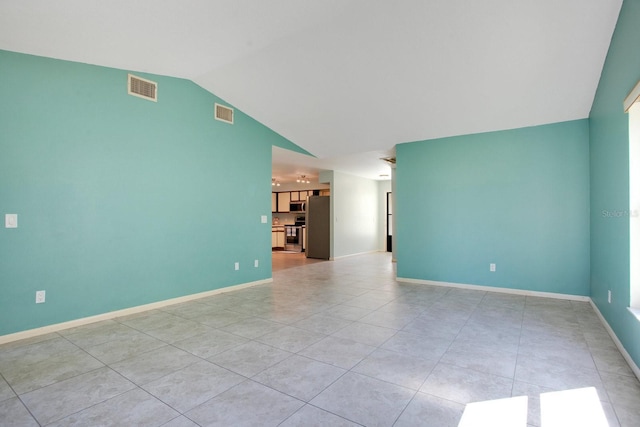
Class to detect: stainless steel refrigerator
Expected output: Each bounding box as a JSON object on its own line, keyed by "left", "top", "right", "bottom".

{"left": 306, "top": 196, "right": 330, "bottom": 259}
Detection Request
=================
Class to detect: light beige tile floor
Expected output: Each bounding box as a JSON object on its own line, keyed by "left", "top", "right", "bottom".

{"left": 0, "top": 252, "right": 639, "bottom": 426}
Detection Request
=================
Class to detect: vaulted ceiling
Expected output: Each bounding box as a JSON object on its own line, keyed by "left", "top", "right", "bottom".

{"left": 0, "top": 0, "right": 622, "bottom": 180}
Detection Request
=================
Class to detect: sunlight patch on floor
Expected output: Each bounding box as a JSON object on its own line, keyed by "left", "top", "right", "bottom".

{"left": 458, "top": 396, "right": 528, "bottom": 427}
{"left": 540, "top": 387, "right": 608, "bottom": 427}
{"left": 458, "top": 387, "right": 608, "bottom": 427}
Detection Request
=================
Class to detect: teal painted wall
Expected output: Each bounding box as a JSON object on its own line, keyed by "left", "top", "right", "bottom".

{"left": 589, "top": 0, "right": 640, "bottom": 367}
{"left": 0, "top": 50, "right": 299, "bottom": 336}
{"left": 396, "top": 120, "right": 590, "bottom": 296}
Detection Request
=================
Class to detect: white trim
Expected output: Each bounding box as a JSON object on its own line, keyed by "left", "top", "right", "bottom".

{"left": 396, "top": 277, "right": 590, "bottom": 302}
{"left": 395, "top": 276, "right": 639, "bottom": 381}
{"left": 330, "top": 250, "right": 379, "bottom": 261}
{"left": 630, "top": 102, "right": 640, "bottom": 307}
{"left": 624, "top": 79, "right": 640, "bottom": 112}
{"left": 592, "top": 302, "right": 640, "bottom": 381}
{"left": 628, "top": 306, "right": 640, "bottom": 323}
{"left": 0, "top": 278, "right": 272, "bottom": 345}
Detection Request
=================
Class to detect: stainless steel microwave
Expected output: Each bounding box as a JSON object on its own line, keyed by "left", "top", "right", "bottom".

{"left": 290, "top": 202, "right": 305, "bottom": 212}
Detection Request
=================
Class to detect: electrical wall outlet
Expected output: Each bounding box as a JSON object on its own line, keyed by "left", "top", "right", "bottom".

{"left": 490, "top": 263, "right": 496, "bottom": 272}
{"left": 608, "top": 290, "right": 612, "bottom": 303}
{"left": 5, "top": 214, "right": 18, "bottom": 228}
{"left": 254, "top": 259, "right": 259, "bottom": 268}
{"left": 234, "top": 262, "right": 239, "bottom": 271}
{"left": 35, "top": 290, "right": 46, "bottom": 304}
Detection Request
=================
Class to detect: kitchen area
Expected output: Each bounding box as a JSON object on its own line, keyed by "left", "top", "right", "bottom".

{"left": 272, "top": 187, "right": 330, "bottom": 259}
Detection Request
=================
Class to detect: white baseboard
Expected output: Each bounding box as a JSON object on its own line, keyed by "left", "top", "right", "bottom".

{"left": 396, "top": 277, "right": 591, "bottom": 302}
{"left": 0, "top": 278, "right": 272, "bottom": 345}
{"left": 330, "top": 250, "right": 380, "bottom": 261}
{"left": 396, "top": 276, "right": 639, "bottom": 381}
{"left": 590, "top": 300, "right": 640, "bottom": 381}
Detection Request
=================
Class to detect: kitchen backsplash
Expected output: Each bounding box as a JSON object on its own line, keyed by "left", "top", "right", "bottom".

{"left": 273, "top": 212, "right": 303, "bottom": 225}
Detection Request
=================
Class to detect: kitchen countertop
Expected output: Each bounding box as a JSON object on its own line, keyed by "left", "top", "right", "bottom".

{"left": 272, "top": 224, "right": 305, "bottom": 233}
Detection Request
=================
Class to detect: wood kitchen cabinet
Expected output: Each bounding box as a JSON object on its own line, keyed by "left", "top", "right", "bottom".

{"left": 273, "top": 189, "right": 327, "bottom": 212}
{"left": 291, "top": 190, "right": 312, "bottom": 202}
{"left": 272, "top": 226, "right": 285, "bottom": 248}
{"left": 277, "top": 192, "right": 290, "bottom": 212}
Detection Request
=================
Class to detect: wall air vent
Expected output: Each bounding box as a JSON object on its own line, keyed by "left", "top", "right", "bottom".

{"left": 128, "top": 74, "right": 157, "bottom": 102}
{"left": 215, "top": 103, "right": 234, "bottom": 124}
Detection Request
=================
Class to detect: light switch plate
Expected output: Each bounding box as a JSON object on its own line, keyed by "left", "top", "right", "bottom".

{"left": 5, "top": 214, "right": 17, "bottom": 228}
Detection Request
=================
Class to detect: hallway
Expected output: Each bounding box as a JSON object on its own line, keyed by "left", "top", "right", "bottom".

{"left": 271, "top": 251, "right": 325, "bottom": 272}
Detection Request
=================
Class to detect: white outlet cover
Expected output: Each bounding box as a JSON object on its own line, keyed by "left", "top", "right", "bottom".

{"left": 261, "top": 215, "right": 268, "bottom": 223}
{"left": 5, "top": 214, "right": 17, "bottom": 228}
{"left": 234, "top": 262, "right": 239, "bottom": 270}
{"left": 35, "top": 290, "right": 45, "bottom": 304}
{"left": 254, "top": 259, "right": 259, "bottom": 268}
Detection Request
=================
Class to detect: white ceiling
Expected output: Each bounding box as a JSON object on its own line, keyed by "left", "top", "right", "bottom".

{"left": 0, "top": 0, "right": 622, "bottom": 182}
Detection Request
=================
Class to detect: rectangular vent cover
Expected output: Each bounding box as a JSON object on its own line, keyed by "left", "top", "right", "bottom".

{"left": 215, "top": 103, "right": 234, "bottom": 124}
{"left": 128, "top": 74, "right": 157, "bottom": 102}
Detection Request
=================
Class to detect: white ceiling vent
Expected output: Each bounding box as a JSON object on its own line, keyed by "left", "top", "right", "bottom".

{"left": 215, "top": 103, "right": 234, "bottom": 124}
{"left": 128, "top": 74, "right": 157, "bottom": 102}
